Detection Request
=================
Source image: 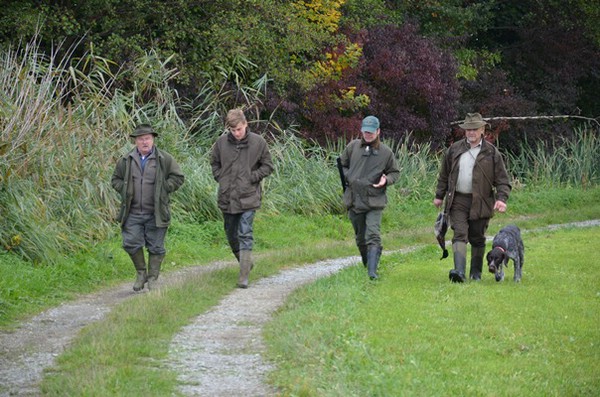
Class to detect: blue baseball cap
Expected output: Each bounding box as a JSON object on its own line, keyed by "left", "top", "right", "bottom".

{"left": 361, "top": 116, "right": 380, "bottom": 133}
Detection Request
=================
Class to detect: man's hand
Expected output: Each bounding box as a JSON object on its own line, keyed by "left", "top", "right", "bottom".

{"left": 373, "top": 174, "right": 387, "bottom": 188}
{"left": 494, "top": 200, "right": 507, "bottom": 213}
{"left": 433, "top": 198, "right": 443, "bottom": 208}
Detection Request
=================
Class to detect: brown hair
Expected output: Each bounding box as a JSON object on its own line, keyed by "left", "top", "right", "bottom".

{"left": 225, "top": 109, "right": 247, "bottom": 128}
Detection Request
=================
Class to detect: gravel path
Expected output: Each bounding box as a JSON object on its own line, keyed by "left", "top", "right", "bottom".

{"left": 166, "top": 257, "right": 359, "bottom": 396}
{"left": 0, "top": 261, "right": 232, "bottom": 397}
{"left": 1, "top": 219, "right": 598, "bottom": 396}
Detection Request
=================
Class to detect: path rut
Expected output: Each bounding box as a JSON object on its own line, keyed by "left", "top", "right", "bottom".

{"left": 1, "top": 220, "right": 598, "bottom": 396}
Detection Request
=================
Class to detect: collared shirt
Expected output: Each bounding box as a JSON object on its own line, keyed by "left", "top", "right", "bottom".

{"left": 138, "top": 148, "right": 154, "bottom": 171}
{"left": 456, "top": 142, "right": 482, "bottom": 194}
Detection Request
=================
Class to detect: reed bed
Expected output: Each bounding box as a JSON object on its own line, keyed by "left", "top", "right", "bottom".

{"left": 0, "top": 39, "right": 598, "bottom": 265}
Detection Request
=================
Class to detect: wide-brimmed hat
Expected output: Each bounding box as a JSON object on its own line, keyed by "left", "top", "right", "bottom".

{"left": 361, "top": 115, "right": 380, "bottom": 133}
{"left": 130, "top": 124, "right": 158, "bottom": 138}
{"left": 458, "top": 113, "right": 490, "bottom": 129}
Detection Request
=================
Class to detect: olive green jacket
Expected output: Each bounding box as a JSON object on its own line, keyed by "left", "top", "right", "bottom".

{"left": 435, "top": 138, "right": 511, "bottom": 220}
{"left": 111, "top": 147, "right": 184, "bottom": 227}
{"left": 210, "top": 131, "right": 273, "bottom": 214}
{"left": 340, "top": 139, "right": 400, "bottom": 212}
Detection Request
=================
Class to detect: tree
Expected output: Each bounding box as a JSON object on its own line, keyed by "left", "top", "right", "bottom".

{"left": 279, "top": 22, "right": 460, "bottom": 146}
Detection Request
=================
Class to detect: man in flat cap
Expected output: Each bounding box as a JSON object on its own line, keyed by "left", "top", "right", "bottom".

{"left": 433, "top": 113, "right": 511, "bottom": 283}
{"left": 111, "top": 124, "right": 184, "bottom": 291}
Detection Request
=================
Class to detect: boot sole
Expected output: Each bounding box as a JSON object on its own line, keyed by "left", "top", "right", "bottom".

{"left": 449, "top": 271, "right": 465, "bottom": 283}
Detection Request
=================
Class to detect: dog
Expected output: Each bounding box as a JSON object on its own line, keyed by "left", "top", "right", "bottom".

{"left": 486, "top": 225, "right": 524, "bottom": 282}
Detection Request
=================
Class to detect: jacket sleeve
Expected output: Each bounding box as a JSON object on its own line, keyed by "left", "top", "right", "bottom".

{"left": 383, "top": 151, "right": 400, "bottom": 186}
{"left": 339, "top": 140, "right": 356, "bottom": 179}
{"left": 493, "top": 150, "right": 511, "bottom": 203}
{"left": 435, "top": 149, "right": 452, "bottom": 200}
{"left": 210, "top": 141, "right": 221, "bottom": 182}
{"left": 165, "top": 155, "right": 185, "bottom": 193}
{"left": 111, "top": 157, "right": 126, "bottom": 193}
{"left": 251, "top": 139, "right": 274, "bottom": 183}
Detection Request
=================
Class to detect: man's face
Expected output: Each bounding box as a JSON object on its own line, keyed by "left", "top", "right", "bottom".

{"left": 135, "top": 134, "right": 154, "bottom": 156}
{"left": 361, "top": 129, "right": 379, "bottom": 143}
{"left": 229, "top": 121, "right": 248, "bottom": 141}
{"left": 465, "top": 126, "right": 484, "bottom": 146}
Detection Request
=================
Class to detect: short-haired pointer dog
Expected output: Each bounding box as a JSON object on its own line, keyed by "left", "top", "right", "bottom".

{"left": 486, "top": 225, "right": 524, "bottom": 282}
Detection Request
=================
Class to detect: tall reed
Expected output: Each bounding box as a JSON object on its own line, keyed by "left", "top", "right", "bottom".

{"left": 507, "top": 126, "right": 600, "bottom": 188}
{"left": 0, "top": 36, "right": 597, "bottom": 265}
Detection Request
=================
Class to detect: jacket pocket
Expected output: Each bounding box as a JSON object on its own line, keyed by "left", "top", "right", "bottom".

{"left": 343, "top": 188, "right": 353, "bottom": 209}
{"left": 367, "top": 186, "right": 387, "bottom": 209}
{"left": 239, "top": 190, "right": 260, "bottom": 209}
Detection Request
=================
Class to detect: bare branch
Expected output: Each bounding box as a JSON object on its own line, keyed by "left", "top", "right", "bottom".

{"left": 451, "top": 115, "right": 600, "bottom": 127}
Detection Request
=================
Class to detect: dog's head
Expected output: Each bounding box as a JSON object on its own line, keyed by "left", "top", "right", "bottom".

{"left": 486, "top": 247, "right": 507, "bottom": 282}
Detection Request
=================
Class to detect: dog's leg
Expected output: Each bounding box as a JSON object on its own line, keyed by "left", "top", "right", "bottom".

{"left": 514, "top": 259, "right": 522, "bottom": 282}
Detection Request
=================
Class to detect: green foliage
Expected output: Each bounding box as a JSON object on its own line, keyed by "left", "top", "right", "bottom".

{"left": 454, "top": 48, "right": 501, "bottom": 81}
{"left": 340, "top": 0, "right": 404, "bottom": 30}
{"left": 401, "top": 0, "right": 496, "bottom": 37}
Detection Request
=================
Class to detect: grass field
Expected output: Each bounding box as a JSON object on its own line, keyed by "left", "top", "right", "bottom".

{"left": 264, "top": 226, "right": 600, "bottom": 396}
{"left": 32, "top": 186, "right": 600, "bottom": 396}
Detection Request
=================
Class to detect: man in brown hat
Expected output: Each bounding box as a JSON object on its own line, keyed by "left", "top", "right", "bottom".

{"left": 111, "top": 124, "right": 184, "bottom": 291}
{"left": 433, "top": 113, "right": 511, "bottom": 282}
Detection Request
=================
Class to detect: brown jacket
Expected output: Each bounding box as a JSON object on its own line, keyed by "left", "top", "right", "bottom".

{"left": 210, "top": 131, "right": 273, "bottom": 214}
{"left": 435, "top": 138, "right": 511, "bottom": 220}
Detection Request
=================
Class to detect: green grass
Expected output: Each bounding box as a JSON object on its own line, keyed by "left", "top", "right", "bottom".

{"left": 30, "top": 186, "right": 600, "bottom": 396}
{"left": 264, "top": 226, "right": 600, "bottom": 396}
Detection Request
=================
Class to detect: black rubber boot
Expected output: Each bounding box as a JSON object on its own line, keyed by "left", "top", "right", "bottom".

{"left": 470, "top": 246, "right": 485, "bottom": 281}
{"left": 367, "top": 245, "right": 381, "bottom": 280}
{"left": 449, "top": 242, "right": 467, "bottom": 283}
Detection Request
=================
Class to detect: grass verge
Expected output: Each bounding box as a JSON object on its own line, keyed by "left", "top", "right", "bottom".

{"left": 31, "top": 186, "right": 600, "bottom": 395}
{"left": 264, "top": 226, "right": 600, "bottom": 396}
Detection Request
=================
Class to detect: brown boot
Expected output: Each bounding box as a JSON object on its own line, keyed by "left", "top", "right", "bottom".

{"left": 237, "top": 250, "right": 253, "bottom": 288}
{"left": 129, "top": 250, "right": 147, "bottom": 292}
{"left": 147, "top": 254, "right": 164, "bottom": 290}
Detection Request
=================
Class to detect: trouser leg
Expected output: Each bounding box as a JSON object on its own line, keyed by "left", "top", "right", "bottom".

{"left": 349, "top": 209, "right": 367, "bottom": 266}
{"left": 229, "top": 211, "right": 256, "bottom": 287}
{"left": 224, "top": 213, "right": 241, "bottom": 261}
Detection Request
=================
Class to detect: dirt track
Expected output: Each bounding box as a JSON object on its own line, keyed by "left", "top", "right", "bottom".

{"left": 1, "top": 220, "right": 598, "bottom": 396}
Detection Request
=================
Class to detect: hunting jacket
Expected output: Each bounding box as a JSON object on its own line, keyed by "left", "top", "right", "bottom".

{"left": 210, "top": 131, "right": 274, "bottom": 214}
{"left": 435, "top": 138, "right": 511, "bottom": 220}
{"left": 340, "top": 139, "right": 400, "bottom": 213}
{"left": 111, "top": 146, "right": 184, "bottom": 227}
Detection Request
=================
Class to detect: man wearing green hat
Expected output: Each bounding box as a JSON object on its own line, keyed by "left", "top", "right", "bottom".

{"left": 111, "top": 124, "right": 184, "bottom": 291}
{"left": 339, "top": 115, "right": 400, "bottom": 280}
{"left": 433, "top": 113, "right": 511, "bottom": 283}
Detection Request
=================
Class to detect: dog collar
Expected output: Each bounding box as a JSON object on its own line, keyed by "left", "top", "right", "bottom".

{"left": 495, "top": 246, "right": 506, "bottom": 253}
